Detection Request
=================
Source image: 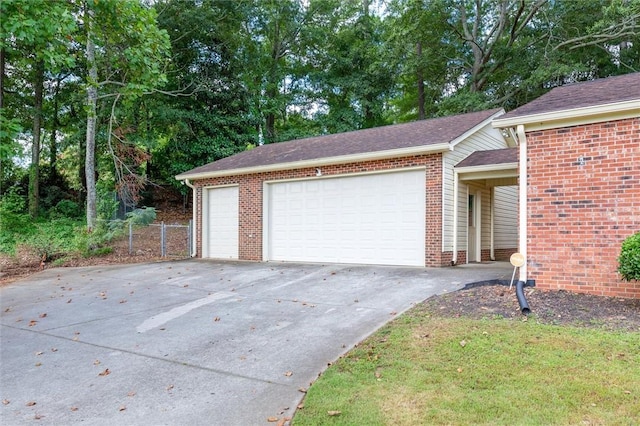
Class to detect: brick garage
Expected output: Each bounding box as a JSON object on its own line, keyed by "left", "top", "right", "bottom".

{"left": 177, "top": 109, "right": 518, "bottom": 268}
{"left": 494, "top": 72, "right": 640, "bottom": 298}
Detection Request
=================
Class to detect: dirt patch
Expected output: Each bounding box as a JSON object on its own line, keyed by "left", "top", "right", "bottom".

{"left": 423, "top": 283, "right": 640, "bottom": 332}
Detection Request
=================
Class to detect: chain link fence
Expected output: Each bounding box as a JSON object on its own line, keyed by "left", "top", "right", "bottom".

{"left": 110, "top": 221, "right": 192, "bottom": 258}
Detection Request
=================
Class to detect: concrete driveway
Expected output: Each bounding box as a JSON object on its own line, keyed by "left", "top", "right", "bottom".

{"left": 1, "top": 260, "right": 510, "bottom": 425}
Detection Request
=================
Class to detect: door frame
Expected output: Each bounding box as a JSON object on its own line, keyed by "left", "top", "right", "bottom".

{"left": 467, "top": 188, "right": 482, "bottom": 263}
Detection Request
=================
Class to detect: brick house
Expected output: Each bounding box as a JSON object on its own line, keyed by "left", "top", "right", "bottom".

{"left": 175, "top": 108, "right": 519, "bottom": 268}
{"left": 493, "top": 72, "right": 640, "bottom": 298}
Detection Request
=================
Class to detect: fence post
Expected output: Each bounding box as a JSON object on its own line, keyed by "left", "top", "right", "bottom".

{"left": 188, "top": 219, "right": 193, "bottom": 258}
{"left": 128, "top": 221, "right": 133, "bottom": 255}
{"left": 161, "top": 221, "right": 166, "bottom": 257}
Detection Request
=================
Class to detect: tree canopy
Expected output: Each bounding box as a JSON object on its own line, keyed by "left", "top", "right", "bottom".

{"left": 1, "top": 0, "right": 638, "bottom": 227}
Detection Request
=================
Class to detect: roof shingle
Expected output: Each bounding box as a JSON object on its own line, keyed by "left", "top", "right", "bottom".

{"left": 500, "top": 72, "right": 640, "bottom": 120}
{"left": 455, "top": 148, "right": 518, "bottom": 168}
{"left": 178, "top": 108, "right": 503, "bottom": 178}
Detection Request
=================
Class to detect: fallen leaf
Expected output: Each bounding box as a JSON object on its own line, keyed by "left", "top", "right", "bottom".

{"left": 459, "top": 340, "right": 467, "bottom": 347}
{"left": 28, "top": 320, "right": 38, "bottom": 327}
{"left": 2, "top": 399, "right": 9, "bottom": 405}
{"left": 94, "top": 360, "right": 101, "bottom": 365}
{"left": 389, "top": 311, "right": 397, "bottom": 316}
{"left": 624, "top": 390, "right": 631, "bottom": 394}
{"left": 67, "top": 299, "right": 72, "bottom": 304}
{"left": 36, "top": 351, "right": 44, "bottom": 356}
{"left": 166, "top": 384, "right": 174, "bottom": 391}
{"left": 327, "top": 410, "right": 341, "bottom": 416}
{"left": 298, "top": 387, "right": 307, "bottom": 393}
{"left": 39, "top": 313, "right": 47, "bottom": 318}
{"left": 267, "top": 416, "right": 279, "bottom": 422}
{"left": 70, "top": 406, "right": 78, "bottom": 412}
{"left": 34, "top": 413, "right": 44, "bottom": 420}
{"left": 127, "top": 391, "right": 136, "bottom": 397}
{"left": 284, "top": 371, "right": 293, "bottom": 377}
{"left": 297, "top": 403, "right": 304, "bottom": 409}
{"left": 26, "top": 401, "right": 36, "bottom": 406}
{"left": 4, "top": 307, "right": 10, "bottom": 313}
{"left": 98, "top": 368, "right": 110, "bottom": 376}
{"left": 457, "top": 367, "right": 463, "bottom": 373}
{"left": 119, "top": 405, "right": 126, "bottom": 411}
{"left": 276, "top": 418, "right": 291, "bottom": 426}
{"left": 214, "top": 317, "right": 221, "bottom": 322}
{"left": 119, "top": 299, "right": 127, "bottom": 304}
{"left": 35, "top": 362, "right": 42, "bottom": 367}
{"left": 51, "top": 348, "right": 58, "bottom": 352}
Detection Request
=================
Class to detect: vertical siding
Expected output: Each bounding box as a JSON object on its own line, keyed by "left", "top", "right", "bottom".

{"left": 493, "top": 186, "right": 518, "bottom": 249}
{"left": 442, "top": 125, "right": 508, "bottom": 252}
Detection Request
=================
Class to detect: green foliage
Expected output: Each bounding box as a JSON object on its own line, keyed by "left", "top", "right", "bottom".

{"left": 50, "top": 199, "right": 83, "bottom": 219}
{"left": 20, "top": 218, "right": 81, "bottom": 261}
{"left": 126, "top": 207, "right": 157, "bottom": 226}
{"left": 618, "top": 232, "right": 640, "bottom": 281}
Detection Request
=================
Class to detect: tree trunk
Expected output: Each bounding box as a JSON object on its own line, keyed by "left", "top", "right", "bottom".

{"left": 416, "top": 41, "right": 425, "bottom": 120}
{"left": 50, "top": 75, "right": 61, "bottom": 173}
{"left": 29, "top": 60, "right": 44, "bottom": 218}
{"left": 85, "top": 8, "right": 98, "bottom": 231}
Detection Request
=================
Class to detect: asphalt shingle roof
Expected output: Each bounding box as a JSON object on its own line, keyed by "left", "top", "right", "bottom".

{"left": 455, "top": 148, "right": 518, "bottom": 168}
{"left": 500, "top": 72, "right": 640, "bottom": 120}
{"left": 178, "top": 108, "right": 503, "bottom": 178}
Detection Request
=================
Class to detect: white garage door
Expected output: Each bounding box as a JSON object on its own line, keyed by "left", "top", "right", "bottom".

{"left": 266, "top": 169, "right": 426, "bottom": 266}
{"left": 204, "top": 186, "right": 238, "bottom": 259}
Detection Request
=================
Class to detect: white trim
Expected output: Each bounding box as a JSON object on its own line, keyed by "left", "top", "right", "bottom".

{"left": 175, "top": 143, "right": 450, "bottom": 180}
{"left": 517, "top": 125, "right": 527, "bottom": 282}
{"left": 490, "top": 187, "right": 495, "bottom": 261}
{"left": 492, "top": 99, "right": 640, "bottom": 132}
{"left": 448, "top": 109, "right": 506, "bottom": 148}
{"left": 262, "top": 165, "right": 427, "bottom": 185}
{"left": 452, "top": 170, "right": 459, "bottom": 264}
{"left": 455, "top": 162, "right": 518, "bottom": 174}
{"left": 183, "top": 179, "right": 196, "bottom": 257}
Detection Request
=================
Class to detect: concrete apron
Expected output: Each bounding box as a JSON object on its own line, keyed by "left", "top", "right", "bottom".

{"left": 1, "top": 260, "right": 511, "bottom": 425}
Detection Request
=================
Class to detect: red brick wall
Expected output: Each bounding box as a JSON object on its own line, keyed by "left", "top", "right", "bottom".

{"left": 192, "top": 154, "right": 446, "bottom": 266}
{"left": 526, "top": 117, "right": 640, "bottom": 298}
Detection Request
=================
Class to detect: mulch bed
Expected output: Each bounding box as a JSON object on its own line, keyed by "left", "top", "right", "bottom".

{"left": 422, "top": 283, "right": 640, "bottom": 332}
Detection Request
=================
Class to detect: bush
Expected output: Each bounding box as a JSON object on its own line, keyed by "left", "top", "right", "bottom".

{"left": 126, "top": 207, "right": 156, "bottom": 226}
{"left": 50, "top": 199, "right": 83, "bottom": 219}
{"left": 618, "top": 232, "right": 640, "bottom": 281}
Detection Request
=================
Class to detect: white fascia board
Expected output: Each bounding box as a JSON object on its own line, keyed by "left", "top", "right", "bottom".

{"left": 448, "top": 109, "right": 506, "bottom": 148}
{"left": 455, "top": 162, "right": 518, "bottom": 175}
{"left": 174, "top": 143, "right": 450, "bottom": 181}
{"left": 492, "top": 100, "right": 640, "bottom": 132}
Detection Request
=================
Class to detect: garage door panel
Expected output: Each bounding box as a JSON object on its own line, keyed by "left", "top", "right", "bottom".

{"left": 206, "top": 186, "right": 238, "bottom": 259}
{"left": 267, "top": 170, "right": 426, "bottom": 266}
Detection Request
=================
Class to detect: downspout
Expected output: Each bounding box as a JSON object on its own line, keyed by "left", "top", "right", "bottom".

{"left": 452, "top": 170, "right": 459, "bottom": 265}
{"left": 516, "top": 124, "right": 527, "bottom": 282}
{"left": 516, "top": 124, "right": 531, "bottom": 314}
{"left": 183, "top": 178, "right": 197, "bottom": 257}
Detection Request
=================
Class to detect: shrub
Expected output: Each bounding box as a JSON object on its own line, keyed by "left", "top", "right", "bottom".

{"left": 126, "top": 207, "right": 156, "bottom": 226}
{"left": 50, "top": 199, "right": 83, "bottom": 219}
{"left": 618, "top": 232, "right": 640, "bottom": 281}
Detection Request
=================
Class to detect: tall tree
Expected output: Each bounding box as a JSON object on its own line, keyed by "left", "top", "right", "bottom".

{"left": 78, "top": 0, "right": 170, "bottom": 230}
{"left": 0, "top": 0, "right": 76, "bottom": 215}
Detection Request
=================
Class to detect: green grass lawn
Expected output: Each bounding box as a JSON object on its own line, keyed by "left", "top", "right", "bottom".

{"left": 293, "top": 306, "right": 640, "bottom": 425}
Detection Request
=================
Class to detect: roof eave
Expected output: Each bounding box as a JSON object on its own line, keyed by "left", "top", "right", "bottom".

{"left": 175, "top": 143, "right": 451, "bottom": 181}
{"left": 492, "top": 99, "right": 640, "bottom": 132}
{"left": 455, "top": 162, "right": 519, "bottom": 180}
{"left": 448, "top": 109, "right": 505, "bottom": 147}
